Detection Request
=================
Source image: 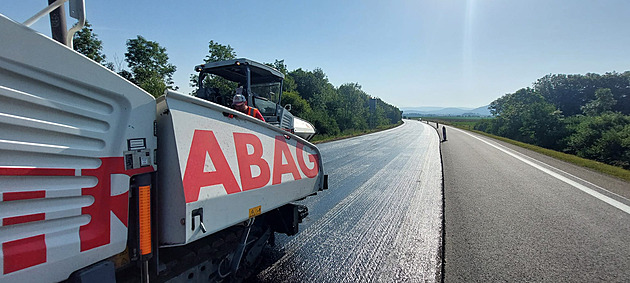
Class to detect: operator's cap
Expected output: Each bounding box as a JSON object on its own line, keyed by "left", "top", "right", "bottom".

{"left": 232, "top": 94, "right": 246, "bottom": 105}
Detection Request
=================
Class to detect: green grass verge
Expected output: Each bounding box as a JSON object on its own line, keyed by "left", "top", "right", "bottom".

{"left": 419, "top": 117, "right": 630, "bottom": 182}
{"left": 458, "top": 127, "right": 630, "bottom": 182}
{"left": 311, "top": 121, "right": 403, "bottom": 144}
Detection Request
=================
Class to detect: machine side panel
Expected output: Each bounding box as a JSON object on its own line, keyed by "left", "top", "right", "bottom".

{"left": 0, "top": 14, "right": 156, "bottom": 283}
{"left": 157, "top": 91, "right": 323, "bottom": 245}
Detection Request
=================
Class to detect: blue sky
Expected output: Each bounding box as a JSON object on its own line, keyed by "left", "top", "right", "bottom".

{"left": 3, "top": 1, "right": 630, "bottom": 108}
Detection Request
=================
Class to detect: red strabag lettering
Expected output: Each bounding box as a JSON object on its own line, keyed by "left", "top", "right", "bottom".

{"left": 183, "top": 130, "right": 240, "bottom": 202}
{"left": 272, "top": 136, "right": 302, "bottom": 185}
{"left": 234, "top": 133, "right": 270, "bottom": 191}
{"left": 296, "top": 142, "right": 319, "bottom": 178}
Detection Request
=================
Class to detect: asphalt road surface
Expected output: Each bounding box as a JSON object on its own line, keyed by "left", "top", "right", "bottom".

{"left": 248, "top": 120, "right": 443, "bottom": 282}
{"left": 441, "top": 125, "right": 630, "bottom": 282}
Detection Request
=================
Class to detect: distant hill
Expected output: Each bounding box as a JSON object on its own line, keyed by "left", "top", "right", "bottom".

{"left": 400, "top": 106, "right": 453, "bottom": 112}
{"left": 470, "top": 105, "right": 492, "bottom": 116}
{"left": 401, "top": 105, "right": 491, "bottom": 117}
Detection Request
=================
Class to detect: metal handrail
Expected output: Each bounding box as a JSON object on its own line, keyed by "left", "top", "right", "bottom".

{"left": 22, "top": 0, "right": 85, "bottom": 48}
{"left": 22, "top": 0, "right": 67, "bottom": 27}
{"left": 65, "top": 0, "right": 85, "bottom": 48}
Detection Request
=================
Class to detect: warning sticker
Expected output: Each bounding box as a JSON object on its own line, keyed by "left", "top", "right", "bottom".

{"left": 248, "top": 205, "right": 262, "bottom": 218}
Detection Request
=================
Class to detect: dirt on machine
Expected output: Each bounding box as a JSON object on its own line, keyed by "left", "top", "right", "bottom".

{"left": 0, "top": 2, "right": 327, "bottom": 282}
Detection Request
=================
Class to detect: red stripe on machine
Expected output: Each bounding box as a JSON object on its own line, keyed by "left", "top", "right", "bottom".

{"left": 2, "top": 191, "right": 47, "bottom": 275}
{"left": 80, "top": 157, "right": 154, "bottom": 252}
{"left": 2, "top": 236, "right": 47, "bottom": 275}
{"left": 0, "top": 161, "right": 155, "bottom": 274}
{"left": 0, "top": 168, "right": 74, "bottom": 176}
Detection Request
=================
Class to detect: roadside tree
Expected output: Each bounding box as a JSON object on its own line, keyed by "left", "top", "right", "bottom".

{"left": 124, "top": 35, "right": 177, "bottom": 97}
{"left": 189, "top": 40, "right": 237, "bottom": 95}
{"left": 72, "top": 21, "right": 109, "bottom": 68}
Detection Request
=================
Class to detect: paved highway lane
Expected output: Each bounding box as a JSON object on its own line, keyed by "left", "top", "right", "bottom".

{"left": 248, "top": 120, "right": 443, "bottom": 282}
{"left": 441, "top": 125, "right": 630, "bottom": 282}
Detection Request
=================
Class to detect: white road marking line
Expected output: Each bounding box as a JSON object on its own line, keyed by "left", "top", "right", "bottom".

{"left": 450, "top": 127, "right": 630, "bottom": 215}
{"left": 485, "top": 138, "right": 630, "bottom": 203}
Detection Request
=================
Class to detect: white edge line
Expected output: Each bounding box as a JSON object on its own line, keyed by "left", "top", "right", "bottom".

{"left": 450, "top": 127, "right": 630, "bottom": 215}
{"left": 485, "top": 137, "right": 630, "bottom": 203}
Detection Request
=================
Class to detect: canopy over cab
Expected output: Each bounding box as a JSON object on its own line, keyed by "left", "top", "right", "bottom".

{"left": 195, "top": 59, "right": 288, "bottom": 125}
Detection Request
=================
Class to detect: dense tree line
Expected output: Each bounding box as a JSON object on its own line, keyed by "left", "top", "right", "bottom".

{"left": 191, "top": 41, "right": 402, "bottom": 137}
{"left": 476, "top": 72, "right": 630, "bottom": 169}
{"left": 74, "top": 28, "right": 402, "bottom": 136}
{"left": 281, "top": 65, "right": 401, "bottom": 136}
{"left": 73, "top": 29, "right": 401, "bottom": 137}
